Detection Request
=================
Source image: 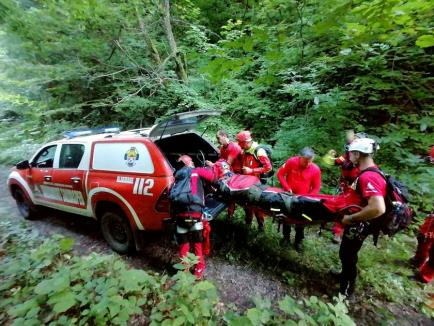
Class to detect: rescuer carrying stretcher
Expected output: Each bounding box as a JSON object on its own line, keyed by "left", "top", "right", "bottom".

{"left": 211, "top": 159, "right": 362, "bottom": 225}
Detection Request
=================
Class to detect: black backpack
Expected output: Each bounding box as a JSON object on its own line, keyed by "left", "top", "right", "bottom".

{"left": 357, "top": 167, "right": 414, "bottom": 236}
{"left": 253, "top": 145, "right": 274, "bottom": 182}
{"left": 168, "top": 167, "right": 204, "bottom": 213}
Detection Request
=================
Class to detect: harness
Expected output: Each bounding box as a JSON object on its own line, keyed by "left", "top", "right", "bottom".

{"left": 350, "top": 167, "right": 387, "bottom": 245}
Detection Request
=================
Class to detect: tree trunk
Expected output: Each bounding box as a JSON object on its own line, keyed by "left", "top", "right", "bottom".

{"left": 135, "top": 5, "right": 161, "bottom": 66}
{"left": 161, "top": 0, "right": 187, "bottom": 82}
{"left": 296, "top": 0, "right": 305, "bottom": 66}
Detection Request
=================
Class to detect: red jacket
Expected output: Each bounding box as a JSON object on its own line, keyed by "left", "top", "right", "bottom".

{"left": 174, "top": 167, "right": 216, "bottom": 218}
{"left": 220, "top": 142, "right": 242, "bottom": 173}
{"left": 240, "top": 142, "right": 272, "bottom": 178}
{"left": 191, "top": 167, "right": 216, "bottom": 195}
{"left": 277, "top": 156, "right": 321, "bottom": 195}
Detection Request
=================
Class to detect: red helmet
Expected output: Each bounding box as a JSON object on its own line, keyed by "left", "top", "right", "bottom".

{"left": 178, "top": 155, "right": 194, "bottom": 167}
{"left": 213, "top": 159, "right": 231, "bottom": 178}
{"left": 236, "top": 131, "right": 252, "bottom": 143}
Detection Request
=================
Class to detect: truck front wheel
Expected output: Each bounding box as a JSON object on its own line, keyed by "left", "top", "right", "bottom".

{"left": 14, "top": 188, "right": 38, "bottom": 220}
{"left": 100, "top": 210, "right": 135, "bottom": 254}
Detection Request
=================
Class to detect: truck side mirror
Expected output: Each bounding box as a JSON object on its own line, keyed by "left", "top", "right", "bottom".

{"left": 16, "top": 160, "right": 30, "bottom": 170}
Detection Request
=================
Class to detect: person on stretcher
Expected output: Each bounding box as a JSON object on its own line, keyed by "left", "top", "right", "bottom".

{"left": 212, "top": 160, "right": 362, "bottom": 224}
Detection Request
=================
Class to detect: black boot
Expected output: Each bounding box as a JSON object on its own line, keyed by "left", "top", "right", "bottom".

{"left": 339, "top": 280, "right": 355, "bottom": 298}
{"left": 294, "top": 227, "right": 304, "bottom": 252}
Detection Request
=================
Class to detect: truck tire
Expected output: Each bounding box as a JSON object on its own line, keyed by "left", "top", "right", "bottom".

{"left": 100, "top": 210, "right": 135, "bottom": 254}
{"left": 14, "top": 188, "right": 38, "bottom": 220}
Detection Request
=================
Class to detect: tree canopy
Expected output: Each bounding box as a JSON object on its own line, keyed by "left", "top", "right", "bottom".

{"left": 0, "top": 0, "right": 432, "bottom": 210}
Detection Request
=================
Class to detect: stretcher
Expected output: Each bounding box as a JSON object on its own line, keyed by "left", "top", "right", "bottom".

{"left": 213, "top": 174, "right": 362, "bottom": 225}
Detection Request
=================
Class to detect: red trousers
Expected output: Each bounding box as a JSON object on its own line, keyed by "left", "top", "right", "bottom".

{"left": 244, "top": 207, "right": 265, "bottom": 227}
{"left": 415, "top": 236, "right": 434, "bottom": 283}
{"left": 227, "top": 202, "right": 236, "bottom": 218}
{"left": 179, "top": 242, "right": 205, "bottom": 278}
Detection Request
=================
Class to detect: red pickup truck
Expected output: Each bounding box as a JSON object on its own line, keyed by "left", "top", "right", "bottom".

{"left": 8, "top": 111, "right": 222, "bottom": 253}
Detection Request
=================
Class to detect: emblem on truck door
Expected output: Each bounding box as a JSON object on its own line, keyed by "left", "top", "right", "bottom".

{"left": 124, "top": 147, "right": 140, "bottom": 167}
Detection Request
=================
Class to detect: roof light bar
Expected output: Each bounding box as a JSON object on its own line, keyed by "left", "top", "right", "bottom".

{"left": 64, "top": 127, "right": 121, "bottom": 139}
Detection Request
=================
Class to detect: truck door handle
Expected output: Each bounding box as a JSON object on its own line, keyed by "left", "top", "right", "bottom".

{"left": 44, "top": 175, "right": 52, "bottom": 181}
{"left": 70, "top": 177, "right": 81, "bottom": 184}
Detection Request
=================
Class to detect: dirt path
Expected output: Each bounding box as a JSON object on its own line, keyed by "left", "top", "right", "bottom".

{"left": 0, "top": 166, "right": 289, "bottom": 310}
{"left": 1, "top": 166, "right": 431, "bottom": 325}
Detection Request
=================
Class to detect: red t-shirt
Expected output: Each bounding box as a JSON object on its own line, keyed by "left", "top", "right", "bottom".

{"left": 220, "top": 142, "right": 242, "bottom": 173}
{"left": 340, "top": 166, "right": 387, "bottom": 208}
{"left": 277, "top": 156, "right": 321, "bottom": 195}
{"left": 321, "top": 167, "right": 386, "bottom": 212}
{"left": 357, "top": 169, "right": 387, "bottom": 199}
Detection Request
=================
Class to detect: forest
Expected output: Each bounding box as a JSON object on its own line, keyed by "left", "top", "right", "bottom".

{"left": 0, "top": 0, "right": 433, "bottom": 325}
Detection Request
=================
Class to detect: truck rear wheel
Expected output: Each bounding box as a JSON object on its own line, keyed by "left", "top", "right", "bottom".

{"left": 100, "top": 210, "right": 135, "bottom": 254}
{"left": 14, "top": 188, "right": 38, "bottom": 220}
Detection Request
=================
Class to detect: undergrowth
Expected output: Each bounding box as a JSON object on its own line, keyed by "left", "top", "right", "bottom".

{"left": 212, "top": 209, "right": 434, "bottom": 322}
{"left": 0, "top": 219, "right": 355, "bottom": 325}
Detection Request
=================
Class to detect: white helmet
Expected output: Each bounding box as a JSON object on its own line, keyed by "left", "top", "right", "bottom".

{"left": 348, "top": 138, "right": 379, "bottom": 154}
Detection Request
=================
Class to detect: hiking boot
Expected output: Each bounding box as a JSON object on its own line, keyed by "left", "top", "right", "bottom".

{"left": 257, "top": 224, "right": 264, "bottom": 232}
{"left": 339, "top": 280, "right": 355, "bottom": 298}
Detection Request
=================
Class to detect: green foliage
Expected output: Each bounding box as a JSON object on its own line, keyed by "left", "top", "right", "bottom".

{"left": 212, "top": 211, "right": 434, "bottom": 322}
{"left": 1, "top": 236, "right": 150, "bottom": 325}
{"left": 0, "top": 222, "right": 222, "bottom": 325}
{"left": 0, "top": 218, "right": 357, "bottom": 325}
{"left": 0, "top": 3, "right": 432, "bottom": 323}
{"left": 1, "top": 0, "right": 432, "bottom": 214}
{"left": 225, "top": 295, "right": 355, "bottom": 326}
{"left": 198, "top": 0, "right": 433, "bottom": 212}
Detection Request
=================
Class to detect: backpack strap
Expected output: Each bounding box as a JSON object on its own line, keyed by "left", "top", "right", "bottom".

{"left": 357, "top": 166, "right": 385, "bottom": 179}
{"left": 252, "top": 144, "right": 263, "bottom": 161}
{"left": 354, "top": 167, "right": 388, "bottom": 242}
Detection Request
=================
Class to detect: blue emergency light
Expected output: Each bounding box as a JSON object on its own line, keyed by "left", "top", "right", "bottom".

{"left": 64, "top": 127, "right": 121, "bottom": 139}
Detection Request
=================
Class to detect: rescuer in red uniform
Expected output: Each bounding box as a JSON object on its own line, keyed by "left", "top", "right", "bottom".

{"left": 338, "top": 138, "right": 387, "bottom": 296}
{"left": 236, "top": 130, "right": 272, "bottom": 230}
{"left": 410, "top": 213, "right": 434, "bottom": 283}
{"left": 170, "top": 155, "right": 216, "bottom": 279}
{"left": 206, "top": 130, "right": 243, "bottom": 218}
{"left": 329, "top": 131, "right": 366, "bottom": 243}
{"left": 277, "top": 147, "right": 321, "bottom": 251}
{"left": 216, "top": 130, "right": 243, "bottom": 173}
